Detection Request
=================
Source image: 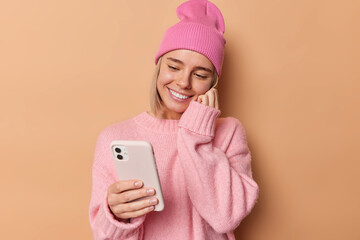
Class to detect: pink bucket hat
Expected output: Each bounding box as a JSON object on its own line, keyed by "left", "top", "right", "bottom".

{"left": 154, "top": 0, "right": 226, "bottom": 77}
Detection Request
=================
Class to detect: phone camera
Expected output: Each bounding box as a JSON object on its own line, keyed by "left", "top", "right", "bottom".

{"left": 117, "top": 154, "right": 123, "bottom": 160}
{"left": 115, "top": 147, "right": 121, "bottom": 153}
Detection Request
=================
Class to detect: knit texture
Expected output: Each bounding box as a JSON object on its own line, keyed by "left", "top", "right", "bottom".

{"left": 89, "top": 101, "right": 259, "bottom": 240}
{"left": 155, "top": 0, "right": 226, "bottom": 77}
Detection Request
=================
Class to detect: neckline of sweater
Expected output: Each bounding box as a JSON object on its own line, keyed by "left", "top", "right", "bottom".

{"left": 133, "top": 111, "right": 179, "bottom": 133}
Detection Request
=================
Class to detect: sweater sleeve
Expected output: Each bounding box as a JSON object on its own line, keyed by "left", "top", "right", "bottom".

{"left": 177, "top": 101, "right": 259, "bottom": 234}
{"left": 89, "top": 129, "right": 145, "bottom": 240}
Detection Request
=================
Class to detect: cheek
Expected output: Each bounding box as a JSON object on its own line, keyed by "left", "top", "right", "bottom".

{"left": 193, "top": 81, "right": 212, "bottom": 94}
{"left": 157, "top": 71, "right": 174, "bottom": 87}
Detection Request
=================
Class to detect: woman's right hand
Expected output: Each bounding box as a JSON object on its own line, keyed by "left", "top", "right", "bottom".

{"left": 107, "top": 180, "right": 158, "bottom": 222}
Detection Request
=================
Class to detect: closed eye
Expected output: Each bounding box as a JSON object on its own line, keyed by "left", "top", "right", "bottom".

{"left": 168, "top": 65, "right": 179, "bottom": 71}
{"left": 194, "top": 73, "right": 207, "bottom": 79}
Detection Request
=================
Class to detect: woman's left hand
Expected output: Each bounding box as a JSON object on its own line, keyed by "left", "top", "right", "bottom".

{"left": 196, "top": 88, "right": 219, "bottom": 110}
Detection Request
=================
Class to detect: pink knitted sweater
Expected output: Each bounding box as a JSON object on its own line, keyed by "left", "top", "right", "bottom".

{"left": 89, "top": 101, "right": 259, "bottom": 240}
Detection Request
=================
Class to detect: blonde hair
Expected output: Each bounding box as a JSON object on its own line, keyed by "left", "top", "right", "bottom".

{"left": 150, "top": 56, "right": 219, "bottom": 115}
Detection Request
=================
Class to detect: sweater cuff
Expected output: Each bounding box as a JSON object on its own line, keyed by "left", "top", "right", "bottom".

{"left": 96, "top": 191, "right": 145, "bottom": 237}
{"left": 179, "top": 101, "right": 221, "bottom": 137}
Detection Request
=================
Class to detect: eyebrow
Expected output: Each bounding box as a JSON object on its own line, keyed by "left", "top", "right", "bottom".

{"left": 166, "top": 57, "right": 213, "bottom": 73}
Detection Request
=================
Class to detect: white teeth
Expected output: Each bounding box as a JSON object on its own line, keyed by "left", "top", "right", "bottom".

{"left": 169, "top": 89, "right": 190, "bottom": 100}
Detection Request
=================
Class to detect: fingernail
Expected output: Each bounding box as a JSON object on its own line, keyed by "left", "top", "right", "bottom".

{"left": 149, "top": 198, "right": 158, "bottom": 205}
{"left": 147, "top": 189, "right": 155, "bottom": 195}
{"left": 148, "top": 206, "right": 155, "bottom": 211}
{"left": 134, "top": 181, "right": 142, "bottom": 187}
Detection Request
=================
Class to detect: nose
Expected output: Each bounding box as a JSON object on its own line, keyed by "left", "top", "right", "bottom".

{"left": 176, "top": 72, "right": 191, "bottom": 89}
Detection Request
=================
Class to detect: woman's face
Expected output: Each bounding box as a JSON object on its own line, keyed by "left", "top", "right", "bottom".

{"left": 156, "top": 49, "right": 214, "bottom": 119}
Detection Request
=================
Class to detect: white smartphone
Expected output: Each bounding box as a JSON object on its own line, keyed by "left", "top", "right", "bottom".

{"left": 110, "top": 140, "right": 165, "bottom": 211}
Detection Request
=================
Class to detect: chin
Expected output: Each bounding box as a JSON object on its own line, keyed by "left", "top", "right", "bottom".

{"left": 164, "top": 102, "right": 190, "bottom": 115}
{"left": 170, "top": 106, "right": 188, "bottom": 114}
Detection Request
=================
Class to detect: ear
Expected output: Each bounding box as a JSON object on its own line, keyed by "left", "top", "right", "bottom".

{"left": 211, "top": 70, "right": 219, "bottom": 88}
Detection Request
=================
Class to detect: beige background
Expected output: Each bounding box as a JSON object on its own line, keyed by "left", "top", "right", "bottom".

{"left": 1, "top": 0, "right": 359, "bottom": 239}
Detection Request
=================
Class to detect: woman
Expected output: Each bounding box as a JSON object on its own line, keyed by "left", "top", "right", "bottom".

{"left": 89, "top": 0, "right": 258, "bottom": 239}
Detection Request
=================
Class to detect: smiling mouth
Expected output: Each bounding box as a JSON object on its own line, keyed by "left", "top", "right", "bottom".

{"left": 169, "top": 89, "right": 191, "bottom": 100}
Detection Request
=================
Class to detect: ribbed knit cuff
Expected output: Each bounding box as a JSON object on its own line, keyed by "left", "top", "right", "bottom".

{"left": 97, "top": 191, "right": 145, "bottom": 237}
{"left": 178, "top": 101, "right": 221, "bottom": 137}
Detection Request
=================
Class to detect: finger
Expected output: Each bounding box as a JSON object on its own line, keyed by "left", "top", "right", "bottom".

{"left": 109, "top": 187, "right": 156, "bottom": 206}
{"left": 108, "top": 180, "right": 143, "bottom": 194}
{"left": 207, "top": 89, "right": 215, "bottom": 108}
{"left": 213, "top": 88, "right": 219, "bottom": 110}
{"left": 201, "top": 94, "right": 209, "bottom": 106}
{"left": 113, "top": 197, "right": 159, "bottom": 217}
{"left": 197, "top": 95, "right": 203, "bottom": 103}
{"left": 116, "top": 204, "right": 156, "bottom": 220}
